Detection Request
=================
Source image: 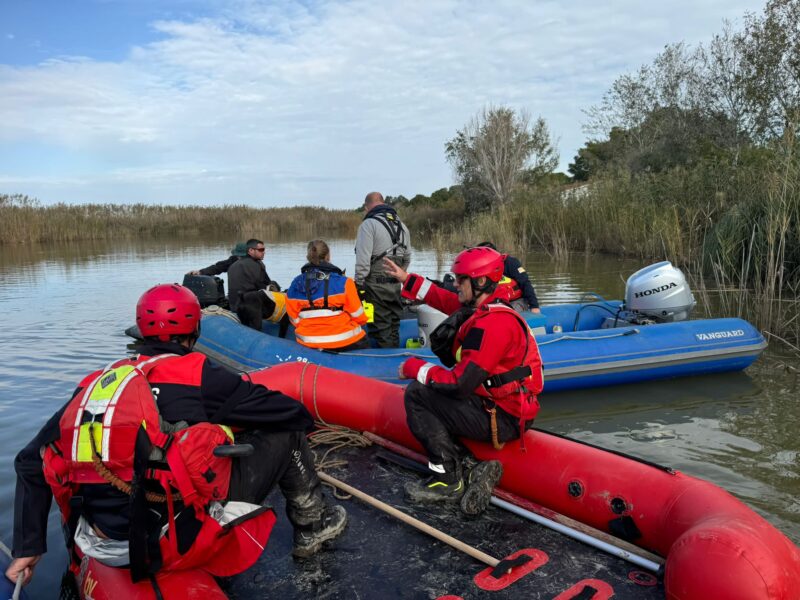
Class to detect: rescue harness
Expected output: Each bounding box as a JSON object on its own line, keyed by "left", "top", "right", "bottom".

{"left": 366, "top": 208, "right": 408, "bottom": 264}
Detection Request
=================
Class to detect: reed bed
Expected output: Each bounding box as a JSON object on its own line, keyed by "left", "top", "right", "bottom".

{"left": 0, "top": 195, "right": 362, "bottom": 245}
{"left": 429, "top": 143, "right": 800, "bottom": 343}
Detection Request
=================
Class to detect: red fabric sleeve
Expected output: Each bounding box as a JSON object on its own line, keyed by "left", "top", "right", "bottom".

{"left": 401, "top": 274, "right": 462, "bottom": 315}
{"left": 424, "top": 312, "right": 522, "bottom": 394}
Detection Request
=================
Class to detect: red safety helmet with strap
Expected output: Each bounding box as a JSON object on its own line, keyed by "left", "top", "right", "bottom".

{"left": 451, "top": 246, "right": 506, "bottom": 298}
{"left": 136, "top": 283, "right": 201, "bottom": 341}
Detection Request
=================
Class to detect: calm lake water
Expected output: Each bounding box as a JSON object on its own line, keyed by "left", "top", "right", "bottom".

{"left": 1, "top": 237, "right": 798, "bottom": 598}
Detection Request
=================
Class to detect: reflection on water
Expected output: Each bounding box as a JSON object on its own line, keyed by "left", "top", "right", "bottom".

{"left": 0, "top": 238, "right": 798, "bottom": 598}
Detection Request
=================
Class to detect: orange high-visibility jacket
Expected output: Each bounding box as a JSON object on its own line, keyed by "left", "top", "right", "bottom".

{"left": 285, "top": 262, "right": 368, "bottom": 349}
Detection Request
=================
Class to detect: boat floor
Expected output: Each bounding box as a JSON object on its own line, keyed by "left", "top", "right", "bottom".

{"left": 221, "top": 445, "right": 665, "bottom": 599}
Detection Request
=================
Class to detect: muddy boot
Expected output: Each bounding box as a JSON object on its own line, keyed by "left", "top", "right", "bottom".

{"left": 404, "top": 469, "right": 464, "bottom": 504}
{"left": 460, "top": 460, "right": 503, "bottom": 516}
{"left": 292, "top": 505, "right": 348, "bottom": 558}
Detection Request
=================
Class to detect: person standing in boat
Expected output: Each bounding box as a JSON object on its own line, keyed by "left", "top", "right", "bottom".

{"left": 286, "top": 240, "right": 370, "bottom": 352}
{"left": 227, "top": 238, "right": 283, "bottom": 331}
{"left": 476, "top": 241, "right": 541, "bottom": 314}
{"left": 186, "top": 241, "right": 248, "bottom": 276}
{"left": 5, "top": 284, "right": 347, "bottom": 590}
{"left": 354, "top": 192, "right": 411, "bottom": 348}
{"left": 382, "top": 247, "right": 543, "bottom": 515}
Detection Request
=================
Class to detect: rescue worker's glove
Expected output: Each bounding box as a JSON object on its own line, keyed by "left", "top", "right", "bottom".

{"left": 399, "top": 357, "right": 431, "bottom": 381}
{"left": 267, "top": 281, "right": 281, "bottom": 292}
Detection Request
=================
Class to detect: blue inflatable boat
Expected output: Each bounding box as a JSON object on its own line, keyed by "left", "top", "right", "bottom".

{"left": 194, "top": 301, "right": 766, "bottom": 392}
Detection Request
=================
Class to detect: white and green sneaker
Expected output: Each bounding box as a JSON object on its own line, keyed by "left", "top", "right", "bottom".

{"left": 404, "top": 475, "right": 464, "bottom": 503}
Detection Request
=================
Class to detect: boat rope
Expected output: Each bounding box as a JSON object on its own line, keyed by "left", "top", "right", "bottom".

{"left": 324, "top": 349, "right": 432, "bottom": 359}
{"left": 537, "top": 328, "right": 639, "bottom": 346}
{"left": 201, "top": 305, "right": 240, "bottom": 323}
{"left": 299, "top": 362, "right": 374, "bottom": 499}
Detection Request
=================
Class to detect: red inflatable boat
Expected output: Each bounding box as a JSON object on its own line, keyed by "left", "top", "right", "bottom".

{"left": 249, "top": 362, "right": 800, "bottom": 600}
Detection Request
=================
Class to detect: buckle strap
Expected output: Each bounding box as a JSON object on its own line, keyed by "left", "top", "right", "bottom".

{"left": 484, "top": 365, "right": 532, "bottom": 389}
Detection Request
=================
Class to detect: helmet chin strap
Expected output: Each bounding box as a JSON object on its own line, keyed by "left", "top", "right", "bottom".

{"left": 470, "top": 277, "right": 497, "bottom": 301}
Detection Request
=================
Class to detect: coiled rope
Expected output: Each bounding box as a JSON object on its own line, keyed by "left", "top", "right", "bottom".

{"left": 298, "top": 362, "right": 373, "bottom": 499}
{"left": 202, "top": 305, "right": 241, "bottom": 323}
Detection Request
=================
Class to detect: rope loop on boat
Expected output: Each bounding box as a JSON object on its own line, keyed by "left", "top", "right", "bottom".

{"left": 537, "top": 328, "right": 640, "bottom": 346}
{"left": 201, "top": 305, "right": 240, "bottom": 323}
{"left": 324, "top": 350, "right": 432, "bottom": 359}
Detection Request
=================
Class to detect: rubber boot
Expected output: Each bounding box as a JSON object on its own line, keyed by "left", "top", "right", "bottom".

{"left": 460, "top": 460, "right": 503, "bottom": 516}
{"left": 404, "top": 467, "right": 464, "bottom": 504}
{"left": 281, "top": 445, "right": 348, "bottom": 558}
{"left": 292, "top": 505, "right": 348, "bottom": 559}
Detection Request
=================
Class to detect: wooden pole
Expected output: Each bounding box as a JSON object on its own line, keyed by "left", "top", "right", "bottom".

{"left": 318, "top": 471, "right": 499, "bottom": 568}
{"left": 362, "top": 431, "right": 665, "bottom": 570}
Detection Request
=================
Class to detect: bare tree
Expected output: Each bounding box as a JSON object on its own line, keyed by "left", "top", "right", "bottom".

{"left": 584, "top": 43, "right": 703, "bottom": 150}
{"left": 445, "top": 106, "right": 558, "bottom": 211}
{"left": 739, "top": 0, "right": 800, "bottom": 140}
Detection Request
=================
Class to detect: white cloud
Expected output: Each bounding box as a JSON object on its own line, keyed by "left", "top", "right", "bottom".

{"left": 0, "top": 0, "right": 765, "bottom": 206}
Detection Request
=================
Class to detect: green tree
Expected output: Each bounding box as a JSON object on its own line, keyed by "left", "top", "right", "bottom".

{"left": 445, "top": 106, "right": 559, "bottom": 212}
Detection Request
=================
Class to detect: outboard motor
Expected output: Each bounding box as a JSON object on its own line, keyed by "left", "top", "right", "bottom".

{"left": 182, "top": 274, "right": 227, "bottom": 308}
{"left": 622, "top": 261, "right": 696, "bottom": 324}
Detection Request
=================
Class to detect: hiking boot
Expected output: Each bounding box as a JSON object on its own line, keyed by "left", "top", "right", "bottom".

{"left": 292, "top": 505, "right": 348, "bottom": 558}
{"left": 404, "top": 475, "right": 464, "bottom": 504}
{"left": 460, "top": 460, "right": 503, "bottom": 516}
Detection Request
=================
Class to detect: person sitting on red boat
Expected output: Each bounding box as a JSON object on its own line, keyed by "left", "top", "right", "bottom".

{"left": 5, "top": 283, "right": 347, "bottom": 591}
{"left": 382, "top": 246, "right": 543, "bottom": 516}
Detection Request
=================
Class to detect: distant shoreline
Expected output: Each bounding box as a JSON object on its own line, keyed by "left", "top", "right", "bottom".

{"left": 0, "top": 194, "right": 362, "bottom": 245}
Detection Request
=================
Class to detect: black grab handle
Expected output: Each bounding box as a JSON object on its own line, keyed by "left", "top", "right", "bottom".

{"left": 213, "top": 443, "right": 254, "bottom": 458}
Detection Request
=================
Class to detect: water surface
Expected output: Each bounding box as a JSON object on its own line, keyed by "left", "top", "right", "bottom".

{"left": 0, "top": 238, "right": 796, "bottom": 598}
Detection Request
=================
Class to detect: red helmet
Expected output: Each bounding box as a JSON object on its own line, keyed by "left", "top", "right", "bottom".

{"left": 136, "top": 283, "right": 201, "bottom": 341}
{"left": 451, "top": 247, "right": 505, "bottom": 283}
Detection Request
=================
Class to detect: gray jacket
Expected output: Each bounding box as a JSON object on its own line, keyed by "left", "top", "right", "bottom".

{"left": 354, "top": 209, "right": 411, "bottom": 283}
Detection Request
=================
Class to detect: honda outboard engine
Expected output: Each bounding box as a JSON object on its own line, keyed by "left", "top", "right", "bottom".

{"left": 623, "top": 261, "right": 696, "bottom": 323}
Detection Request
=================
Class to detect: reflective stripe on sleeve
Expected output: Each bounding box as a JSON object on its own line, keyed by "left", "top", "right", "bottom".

{"left": 417, "top": 279, "right": 432, "bottom": 300}
{"left": 416, "top": 362, "right": 435, "bottom": 384}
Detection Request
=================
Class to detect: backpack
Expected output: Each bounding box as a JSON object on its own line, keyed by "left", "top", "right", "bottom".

{"left": 43, "top": 354, "right": 273, "bottom": 582}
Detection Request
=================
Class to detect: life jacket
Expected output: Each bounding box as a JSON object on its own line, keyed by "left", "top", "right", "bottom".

{"left": 42, "top": 354, "right": 275, "bottom": 582}
{"left": 265, "top": 289, "right": 287, "bottom": 322}
{"left": 286, "top": 263, "right": 367, "bottom": 349}
{"left": 364, "top": 205, "right": 408, "bottom": 263}
{"left": 430, "top": 302, "right": 543, "bottom": 423}
{"left": 496, "top": 275, "right": 523, "bottom": 302}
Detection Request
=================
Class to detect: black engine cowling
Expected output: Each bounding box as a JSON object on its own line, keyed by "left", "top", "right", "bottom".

{"left": 182, "top": 274, "right": 227, "bottom": 308}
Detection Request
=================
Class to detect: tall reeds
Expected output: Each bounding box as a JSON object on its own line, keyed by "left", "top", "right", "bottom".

{"left": 0, "top": 196, "right": 362, "bottom": 245}
{"left": 429, "top": 138, "right": 800, "bottom": 342}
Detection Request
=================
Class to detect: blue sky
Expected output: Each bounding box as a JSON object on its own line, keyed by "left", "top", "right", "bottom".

{"left": 0, "top": 0, "right": 765, "bottom": 208}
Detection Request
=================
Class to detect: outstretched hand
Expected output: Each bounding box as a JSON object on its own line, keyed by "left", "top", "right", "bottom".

{"left": 382, "top": 258, "right": 409, "bottom": 284}
{"left": 5, "top": 555, "right": 41, "bottom": 587}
